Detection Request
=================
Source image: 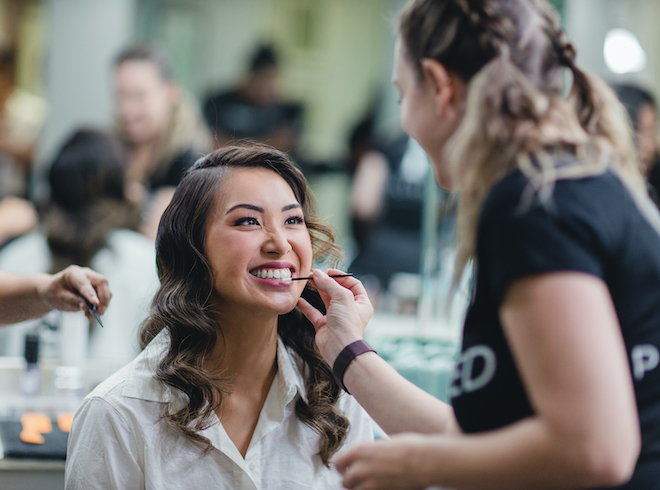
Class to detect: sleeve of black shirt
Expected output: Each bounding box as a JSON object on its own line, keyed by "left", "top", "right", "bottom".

{"left": 479, "top": 171, "right": 624, "bottom": 305}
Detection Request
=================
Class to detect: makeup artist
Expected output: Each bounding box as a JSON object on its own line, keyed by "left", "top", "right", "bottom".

{"left": 297, "top": 0, "right": 660, "bottom": 489}
{"left": 65, "top": 144, "right": 375, "bottom": 489}
{"left": 0, "top": 266, "right": 110, "bottom": 325}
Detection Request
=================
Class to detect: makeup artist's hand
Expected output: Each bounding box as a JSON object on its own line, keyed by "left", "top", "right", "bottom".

{"left": 39, "top": 265, "right": 112, "bottom": 317}
{"left": 297, "top": 268, "right": 373, "bottom": 365}
{"left": 334, "top": 434, "right": 429, "bottom": 490}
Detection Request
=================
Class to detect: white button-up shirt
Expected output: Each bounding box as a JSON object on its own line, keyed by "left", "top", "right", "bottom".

{"left": 65, "top": 330, "right": 375, "bottom": 489}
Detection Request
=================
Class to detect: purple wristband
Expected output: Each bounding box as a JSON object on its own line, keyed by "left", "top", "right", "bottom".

{"left": 332, "top": 340, "right": 376, "bottom": 394}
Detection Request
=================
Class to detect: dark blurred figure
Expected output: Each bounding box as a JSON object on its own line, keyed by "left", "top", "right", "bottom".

{"left": 0, "top": 46, "right": 46, "bottom": 247}
{"left": 346, "top": 110, "right": 426, "bottom": 289}
{"left": 613, "top": 83, "right": 660, "bottom": 204}
{"left": 44, "top": 130, "right": 141, "bottom": 272}
{"left": 203, "top": 43, "right": 303, "bottom": 155}
{"left": 114, "top": 45, "right": 211, "bottom": 239}
{"left": 0, "top": 129, "right": 158, "bottom": 362}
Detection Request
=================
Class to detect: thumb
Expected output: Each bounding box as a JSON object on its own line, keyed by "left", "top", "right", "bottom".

{"left": 297, "top": 297, "right": 325, "bottom": 329}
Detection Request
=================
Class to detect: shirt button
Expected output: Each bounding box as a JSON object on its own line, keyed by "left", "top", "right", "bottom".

{"left": 249, "top": 460, "right": 258, "bottom": 471}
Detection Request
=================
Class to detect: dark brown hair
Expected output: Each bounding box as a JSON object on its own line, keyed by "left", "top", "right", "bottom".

{"left": 44, "top": 129, "right": 139, "bottom": 273}
{"left": 139, "top": 143, "right": 348, "bottom": 465}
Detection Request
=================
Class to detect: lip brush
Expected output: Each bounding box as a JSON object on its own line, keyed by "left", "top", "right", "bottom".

{"left": 288, "top": 273, "right": 354, "bottom": 281}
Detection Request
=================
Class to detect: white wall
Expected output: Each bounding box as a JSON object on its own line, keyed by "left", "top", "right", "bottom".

{"left": 565, "top": 0, "right": 660, "bottom": 96}
{"left": 36, "top": 0, "right": 136, "bottom": 179}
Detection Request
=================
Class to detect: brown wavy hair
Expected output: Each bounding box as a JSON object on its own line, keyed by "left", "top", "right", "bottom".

{"left": 398, "top": 0, "right": 653, "bottom": 287}
{"left": 139, "top": 143, "right": 348, "bottom": 465}
{"left": 44, "top": 129, "right": 140, "bottom": 273}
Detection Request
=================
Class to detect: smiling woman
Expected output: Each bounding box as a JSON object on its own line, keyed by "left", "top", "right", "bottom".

{"left": 64, "top": 143, "right": 375, "bottom": 489}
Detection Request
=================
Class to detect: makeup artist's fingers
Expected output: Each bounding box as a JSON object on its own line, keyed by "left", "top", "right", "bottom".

{"left": 335, "top": 436, "right": 429, "bottom": 490}
{"left": 297, "top": 297, "right": 326, "bottom": 328}
{"left": 83, "top": 269, "right": 112, "bottom": 314}
{"left": 312, "top": 269, "right": 373, "bottom": 326}
{"left": 324, "top": 269, "right": 372, "bottom": 310}
{"left": 40, "top": 266, "right": 111, "bottom": 314}
{"left": 301, "top": 269, "right": 374, "bottom": 365}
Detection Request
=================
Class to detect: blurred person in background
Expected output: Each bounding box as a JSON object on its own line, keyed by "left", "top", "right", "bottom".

{"left": 614, "top": 83, "right": 660, "bottom": 204}
{"left": 0, "top": 266, "right": 110, "bottom": 326}
{"left": 0, "top": 195, "right": 37, "bottom": 248}
{"left": 347, "top": 108, "right": 426, "bottom": 292}
{"left": 203, "top": 43, "right": 303, "bottom": 156}
{"left": 114, "top": 45, "right": 211, "bottom": 239}
{"left": 0, "top": 129, "right": 158, "bottom": 363}
{"left": 0, "top": 45, "right": 47, "bottom": 248}
{"left": 0, "top": 46, "right": 47, "bottom": 199}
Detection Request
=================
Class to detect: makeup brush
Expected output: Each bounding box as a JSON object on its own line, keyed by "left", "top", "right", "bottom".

{"left": 82, "top": 296, "right": 105, "bottom": 328}
{"left": 288, "top": 273, "right": 354, "bottom": 281}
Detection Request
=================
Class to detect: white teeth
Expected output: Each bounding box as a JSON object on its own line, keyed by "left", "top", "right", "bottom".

{"left": 252, "top": 268, "right": 292, "bottom": 280}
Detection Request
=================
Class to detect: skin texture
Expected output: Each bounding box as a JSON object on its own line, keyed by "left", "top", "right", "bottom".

{"left": 202, "top": 167, "right": 313, "bottom": 457}
{"left": 0, "top": 265, "right": 111, "bottom": 325}
{"left": 297, "top": 39, "right": 641, "bottom": 490}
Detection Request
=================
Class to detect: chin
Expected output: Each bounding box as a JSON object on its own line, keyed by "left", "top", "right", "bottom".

{"left": 263, "top": 297, "right": 300, "bottom": 317}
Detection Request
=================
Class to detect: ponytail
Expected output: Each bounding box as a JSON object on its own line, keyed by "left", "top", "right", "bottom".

{"left": 448, "top": 50, "right": 590, "bottom": 287}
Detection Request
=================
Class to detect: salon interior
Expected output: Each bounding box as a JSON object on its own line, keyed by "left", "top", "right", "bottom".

{"left": 0, "top": 0, "right": 658, "bottom": 488}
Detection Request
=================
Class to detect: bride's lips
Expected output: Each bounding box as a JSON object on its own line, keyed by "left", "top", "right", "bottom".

{"left": 249, "top": 262, "right": 300, "bottom": 283}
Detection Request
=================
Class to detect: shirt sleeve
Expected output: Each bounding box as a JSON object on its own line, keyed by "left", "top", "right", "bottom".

{"left": 481, "top": 175, "right": 616, "bottom": 305}
{"left": 65, "top": 397, "right": 144, "bottom": 490}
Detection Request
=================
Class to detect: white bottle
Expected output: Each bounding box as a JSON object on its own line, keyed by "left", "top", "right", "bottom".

{"left": 55, "top": 312, "right": 89, "bottom": 410}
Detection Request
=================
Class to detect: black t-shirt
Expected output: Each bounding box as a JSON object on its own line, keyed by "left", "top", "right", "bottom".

{"left": 202, "top": 89, "right": 302, "bottom": 141}
{"left": 450, "top": 168, "right": 660, "bottom": 489}
{"left": 148, "top": 148, "right": 199, "bottom": 191}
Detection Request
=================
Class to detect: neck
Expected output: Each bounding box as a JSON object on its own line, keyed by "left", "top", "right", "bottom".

{"left": 206, "top": 307, "right": 279, "bottom": 389}
{"left": 127, "top": 139, "right": 160, "bottom": 183}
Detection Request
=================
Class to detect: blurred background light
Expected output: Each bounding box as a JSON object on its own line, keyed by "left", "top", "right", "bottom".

{"left": 604, "top": 28, "right": 647, "bottom": 74}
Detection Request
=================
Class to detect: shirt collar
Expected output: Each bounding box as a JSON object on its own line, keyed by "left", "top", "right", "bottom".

{"left": 275, "top": 336, "right": 307, "bottom": 406}
{"left": 121, "top": 329, "right": 172, "bottom": 402}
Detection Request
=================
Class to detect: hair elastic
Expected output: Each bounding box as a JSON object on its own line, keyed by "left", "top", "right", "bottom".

{"left": 332, "top": 340, "right": 376, "bottom": 394}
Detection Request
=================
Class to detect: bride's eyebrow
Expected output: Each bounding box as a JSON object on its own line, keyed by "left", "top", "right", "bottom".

{"left": 225, "top": 204, "right": 263, "bottom": 215}
{"left": 225, "top": 203, "right": 301, "bottom": 215}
